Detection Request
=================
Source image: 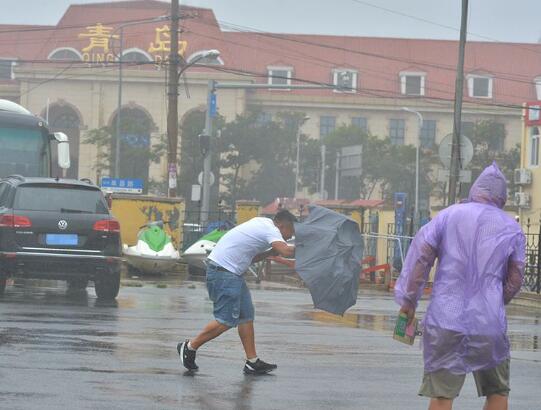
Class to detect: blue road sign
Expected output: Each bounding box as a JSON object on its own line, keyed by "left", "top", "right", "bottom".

{"left": 209, "top": 93, "right": 217, "bottom": 117}
{"left": 101, "top": 178, "right": 143, "bottom": 194}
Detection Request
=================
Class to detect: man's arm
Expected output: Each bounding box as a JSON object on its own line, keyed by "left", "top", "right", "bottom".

{"left": 503, "top": 260, "right": 524, "bottom": 305}
{"left": 503, "top": 233, "right": 526, "bottom": 305}
{"left": 252, "top": 248, "right": 277, "bottom": 263}
{"left": 271, "top": 241, "right": 295, "bottom": 258}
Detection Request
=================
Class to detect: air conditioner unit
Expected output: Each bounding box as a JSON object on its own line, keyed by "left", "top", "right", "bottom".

{"left": 514, "top": 192, "right": 531, "bottom": 208}
{"left": 514, "top": 168, "right": 532, "bottom": 185}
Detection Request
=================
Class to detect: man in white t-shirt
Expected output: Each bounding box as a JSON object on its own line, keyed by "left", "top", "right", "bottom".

{"left": 178, "top": 210, "right": 296, "bottom": 374}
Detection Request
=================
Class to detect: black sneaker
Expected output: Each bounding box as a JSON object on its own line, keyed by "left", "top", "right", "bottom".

{"left": 177, "top": 340, "right": 198, "bottom": 371}
{"left": 243, "top": 359, "right": 277, "bottom": 375}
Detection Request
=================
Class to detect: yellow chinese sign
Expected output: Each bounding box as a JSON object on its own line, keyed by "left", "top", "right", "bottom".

{"left": 75, "top": 23, "right": 188, "bottom": 65}
{"left": 78, "top": 23, "right": 117, "bottom": 63}
{"left": 148, "top": 25, "right": 188, "bottom": 57}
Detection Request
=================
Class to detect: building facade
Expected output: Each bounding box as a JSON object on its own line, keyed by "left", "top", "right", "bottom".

{"left": 0, "top": 0, "right": 540, "bottom": 208}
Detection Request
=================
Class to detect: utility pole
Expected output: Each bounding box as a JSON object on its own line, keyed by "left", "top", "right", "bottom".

{"left": 320, "top": 144, "right": 326, "bottom": 199}
{"left": 448, "top": 0, "right": 468, "bottom": 205}
{"left": 334, "top": 151, "right": 340, "bottom": 200}
{"left": 167, "top": 0, "right": 180, "bottom": 197}
{"left": 200, "top": 80, "right": 216, "bottom": 228}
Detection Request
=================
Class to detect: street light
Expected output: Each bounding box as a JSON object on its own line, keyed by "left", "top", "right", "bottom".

{"left": 401, "top": 107, "right": 423, "bottom": 228}
{"left": 178, "top": 49, "right": 221, "bottom": 79}
{"left": 294, "top": 116, "right": 310, "bottom": 197}
{"left": 110, "top": 15, "right": 169, "bottom": 179}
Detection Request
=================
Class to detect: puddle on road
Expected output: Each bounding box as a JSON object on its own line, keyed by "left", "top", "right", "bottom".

{"left": 298, "top": 311, "right": 394, "bottom": 332}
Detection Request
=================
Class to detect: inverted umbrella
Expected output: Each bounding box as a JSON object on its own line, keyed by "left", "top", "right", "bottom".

{"left": 294, "top": 205, "right": 363, "bottom": 315}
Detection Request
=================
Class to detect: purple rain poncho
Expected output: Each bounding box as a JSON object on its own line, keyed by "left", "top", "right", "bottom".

{"left": 395, "top": 163, "right": 525, "bottom": 375}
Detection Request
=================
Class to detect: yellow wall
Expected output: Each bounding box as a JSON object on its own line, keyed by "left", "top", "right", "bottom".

{"left": 110, "top": 195, "right": 184, "bottom": 247}
{"left": 235, "top": 200, "right": 261, "bottom": 224}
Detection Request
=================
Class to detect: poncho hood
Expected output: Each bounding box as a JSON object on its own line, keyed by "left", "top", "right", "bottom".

{"left": 467, "top": 162, "right": 507, "bottom": 209}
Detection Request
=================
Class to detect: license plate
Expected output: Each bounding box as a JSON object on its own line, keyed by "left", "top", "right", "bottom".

{"left": 46, "top": 234, "right": 78, "bottom": 246}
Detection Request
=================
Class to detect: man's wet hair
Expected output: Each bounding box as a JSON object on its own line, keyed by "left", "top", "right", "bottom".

{"left": 273, "top": 209, "right": 297, "bottom": 225}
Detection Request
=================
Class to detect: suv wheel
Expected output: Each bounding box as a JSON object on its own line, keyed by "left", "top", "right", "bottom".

{"left": 68, "top": 278, "right": 89, "bottom": 291}
{"left": 94, "top": 269, "right": 120, "bottom": 300}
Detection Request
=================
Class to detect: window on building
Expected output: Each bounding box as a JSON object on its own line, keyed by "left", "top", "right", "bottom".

{"left": 535, "top": 77, "right": 541, "bottom": 100}
{"left": 420, "top": 120, "right": 437, "bottom": 148}
{"left": 333, "top": 69, "right": 357, "bottom": 93}
{"left": 320, "top": 116, "right": 336, "bottom": 138}
{"left": 389, "top": 119, "right": 405, "bottom": 145}
{"left": 530, "top": 127, "right": 540, "bottom": 167}
{"left": 400, "top": 72, "right": 426, "bottom": 96}
{"left": 121, "top": 49, "right": 152, "bottom": 63}
{"left": 0, "top": 60, "right": 15, "bottom": 80}
{"left": 351, "top": 117, "right": 368, "bottom": 132}
{"left": 467, "top": 75, "right": 493, "bottom": 98}
{"left": 48, "top": 48, "right": 82, "bottom": 61}
{"left": 267, "top": 66, "right": 292, "bottom": 87}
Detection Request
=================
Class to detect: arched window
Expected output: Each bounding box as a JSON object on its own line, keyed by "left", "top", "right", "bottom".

{"left": 48, "top": 48, "right": 83, "bottom": 61}
{"left": 111, "top": 107, "right": 155, "bottom": 191}
{"left": 121, "top": 48, "right": 152, "bottom": 64}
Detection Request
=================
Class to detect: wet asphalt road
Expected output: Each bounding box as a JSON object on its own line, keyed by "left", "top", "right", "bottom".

{"left": 1, "top": 276, "right": 540, "bottom": 410}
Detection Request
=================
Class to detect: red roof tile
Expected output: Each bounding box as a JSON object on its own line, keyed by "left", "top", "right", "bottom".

{"left": 0, "top": 1, "right": 539, "bottom": 106}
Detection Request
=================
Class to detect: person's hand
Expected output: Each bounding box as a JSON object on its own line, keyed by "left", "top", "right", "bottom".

{"left": 399, "top": 304, "right": 416, "bottom": 326}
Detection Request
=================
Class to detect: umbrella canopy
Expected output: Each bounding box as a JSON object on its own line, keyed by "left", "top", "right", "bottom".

{"left": 295, "top": 205, "right": 363, "bottom": 315}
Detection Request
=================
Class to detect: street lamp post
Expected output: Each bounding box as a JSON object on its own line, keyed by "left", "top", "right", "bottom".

{"left": 294, "top": 116, "right": 310, "bottom": 197}
{"left": 401, "top": 107, "right": 423, "bottom": 228}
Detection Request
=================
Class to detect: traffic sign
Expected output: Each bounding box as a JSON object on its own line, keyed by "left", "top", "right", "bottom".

{"left": 198, "top": 171, "right": 215, "bottom": 186}
{"left": 438, "top": 134, "right": 473, "bottom": 169}
{"left": 101, "top": 178, "right": 143, "bottom": 194}
{"left": 209, "top": 93, "right": 217, "bottom": 118}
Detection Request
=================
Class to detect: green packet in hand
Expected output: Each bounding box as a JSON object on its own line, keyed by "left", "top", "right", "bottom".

{"left": 393, "top": 313, "right": 420, "bottom": 345}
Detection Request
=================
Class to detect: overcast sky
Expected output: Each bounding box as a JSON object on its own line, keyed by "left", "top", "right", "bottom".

{"left": 1, "top": 0, "right": 540, "bottom": 43}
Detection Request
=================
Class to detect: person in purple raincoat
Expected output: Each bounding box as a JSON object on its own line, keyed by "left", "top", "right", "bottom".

{"left": 395, "top": 163, "right": 525, "bottom": 410}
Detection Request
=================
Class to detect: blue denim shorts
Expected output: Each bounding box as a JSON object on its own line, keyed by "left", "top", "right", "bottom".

{"left": 206, "top": 267, "right": 254, "bottom": 328}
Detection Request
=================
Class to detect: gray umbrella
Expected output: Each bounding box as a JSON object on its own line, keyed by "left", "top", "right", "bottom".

{"left": 294, "top": 205, "right": 363, "bottom": 315}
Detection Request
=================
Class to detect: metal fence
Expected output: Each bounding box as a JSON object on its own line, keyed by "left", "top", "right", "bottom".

{"left": 523, "top": 218, "right": 541, "bottom": 294}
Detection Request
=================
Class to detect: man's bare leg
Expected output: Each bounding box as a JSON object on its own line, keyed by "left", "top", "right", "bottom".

{"left": 190, "top": 320, "right": 230, "bottom": 350}
{"left": 428, "top": 398, "right": 452, "bottom": 410}
{"left": 484, "top": 394, "right": 508, "bottom": 410}
{"left": 238, "top": 321, "right": 257, "bottom": 359}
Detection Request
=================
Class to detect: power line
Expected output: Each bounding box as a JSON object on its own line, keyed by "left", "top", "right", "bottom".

{"left": 184, "top": 27, "right": 538, "bottom": 105}
{"left": 201, "top": 16, "right": 541, "bottom": 86}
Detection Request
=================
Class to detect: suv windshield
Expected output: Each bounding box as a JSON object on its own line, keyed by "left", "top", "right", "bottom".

{"left": 14, "top": 185, "right": 109, "bottom": 214}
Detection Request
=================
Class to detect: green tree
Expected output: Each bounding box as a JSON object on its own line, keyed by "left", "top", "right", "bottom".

{"left": 218, "top": 111, "right": 267, "bottom": 205}
{"left": 243, "top": 111, "right": 310, "bottom": 205}
{"left": 459, "top": 120, "right": 520, "bottom": 199}
{"left": 320, "top": 125, "right": 436, "bottom": 204}
{"left": 178, "top": 110, "right": 225, "bottom": 213}
{"left": 83, "top": 123, "right": 166, "bottom": 193}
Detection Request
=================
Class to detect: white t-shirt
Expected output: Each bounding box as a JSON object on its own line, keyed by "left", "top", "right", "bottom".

{"left": 208, "top": 217, "right": 285, "bottom": 275}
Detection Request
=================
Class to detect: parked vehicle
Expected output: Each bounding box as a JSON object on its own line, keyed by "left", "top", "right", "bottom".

{"left": 181, "top": 228, "right": 229, "bottom": 276}
{"left": 123, "top": 221, "right": 180, "bottom": 275}
{"left": 0, "top": 176, "right": 122, "bottom": 299}
{"left": 0, "top": 99, "right": 70, "bottom": 178}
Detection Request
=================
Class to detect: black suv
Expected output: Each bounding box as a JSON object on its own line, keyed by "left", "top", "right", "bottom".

{"left": 0, "top": 176, "right": 122, "bottom": 299}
